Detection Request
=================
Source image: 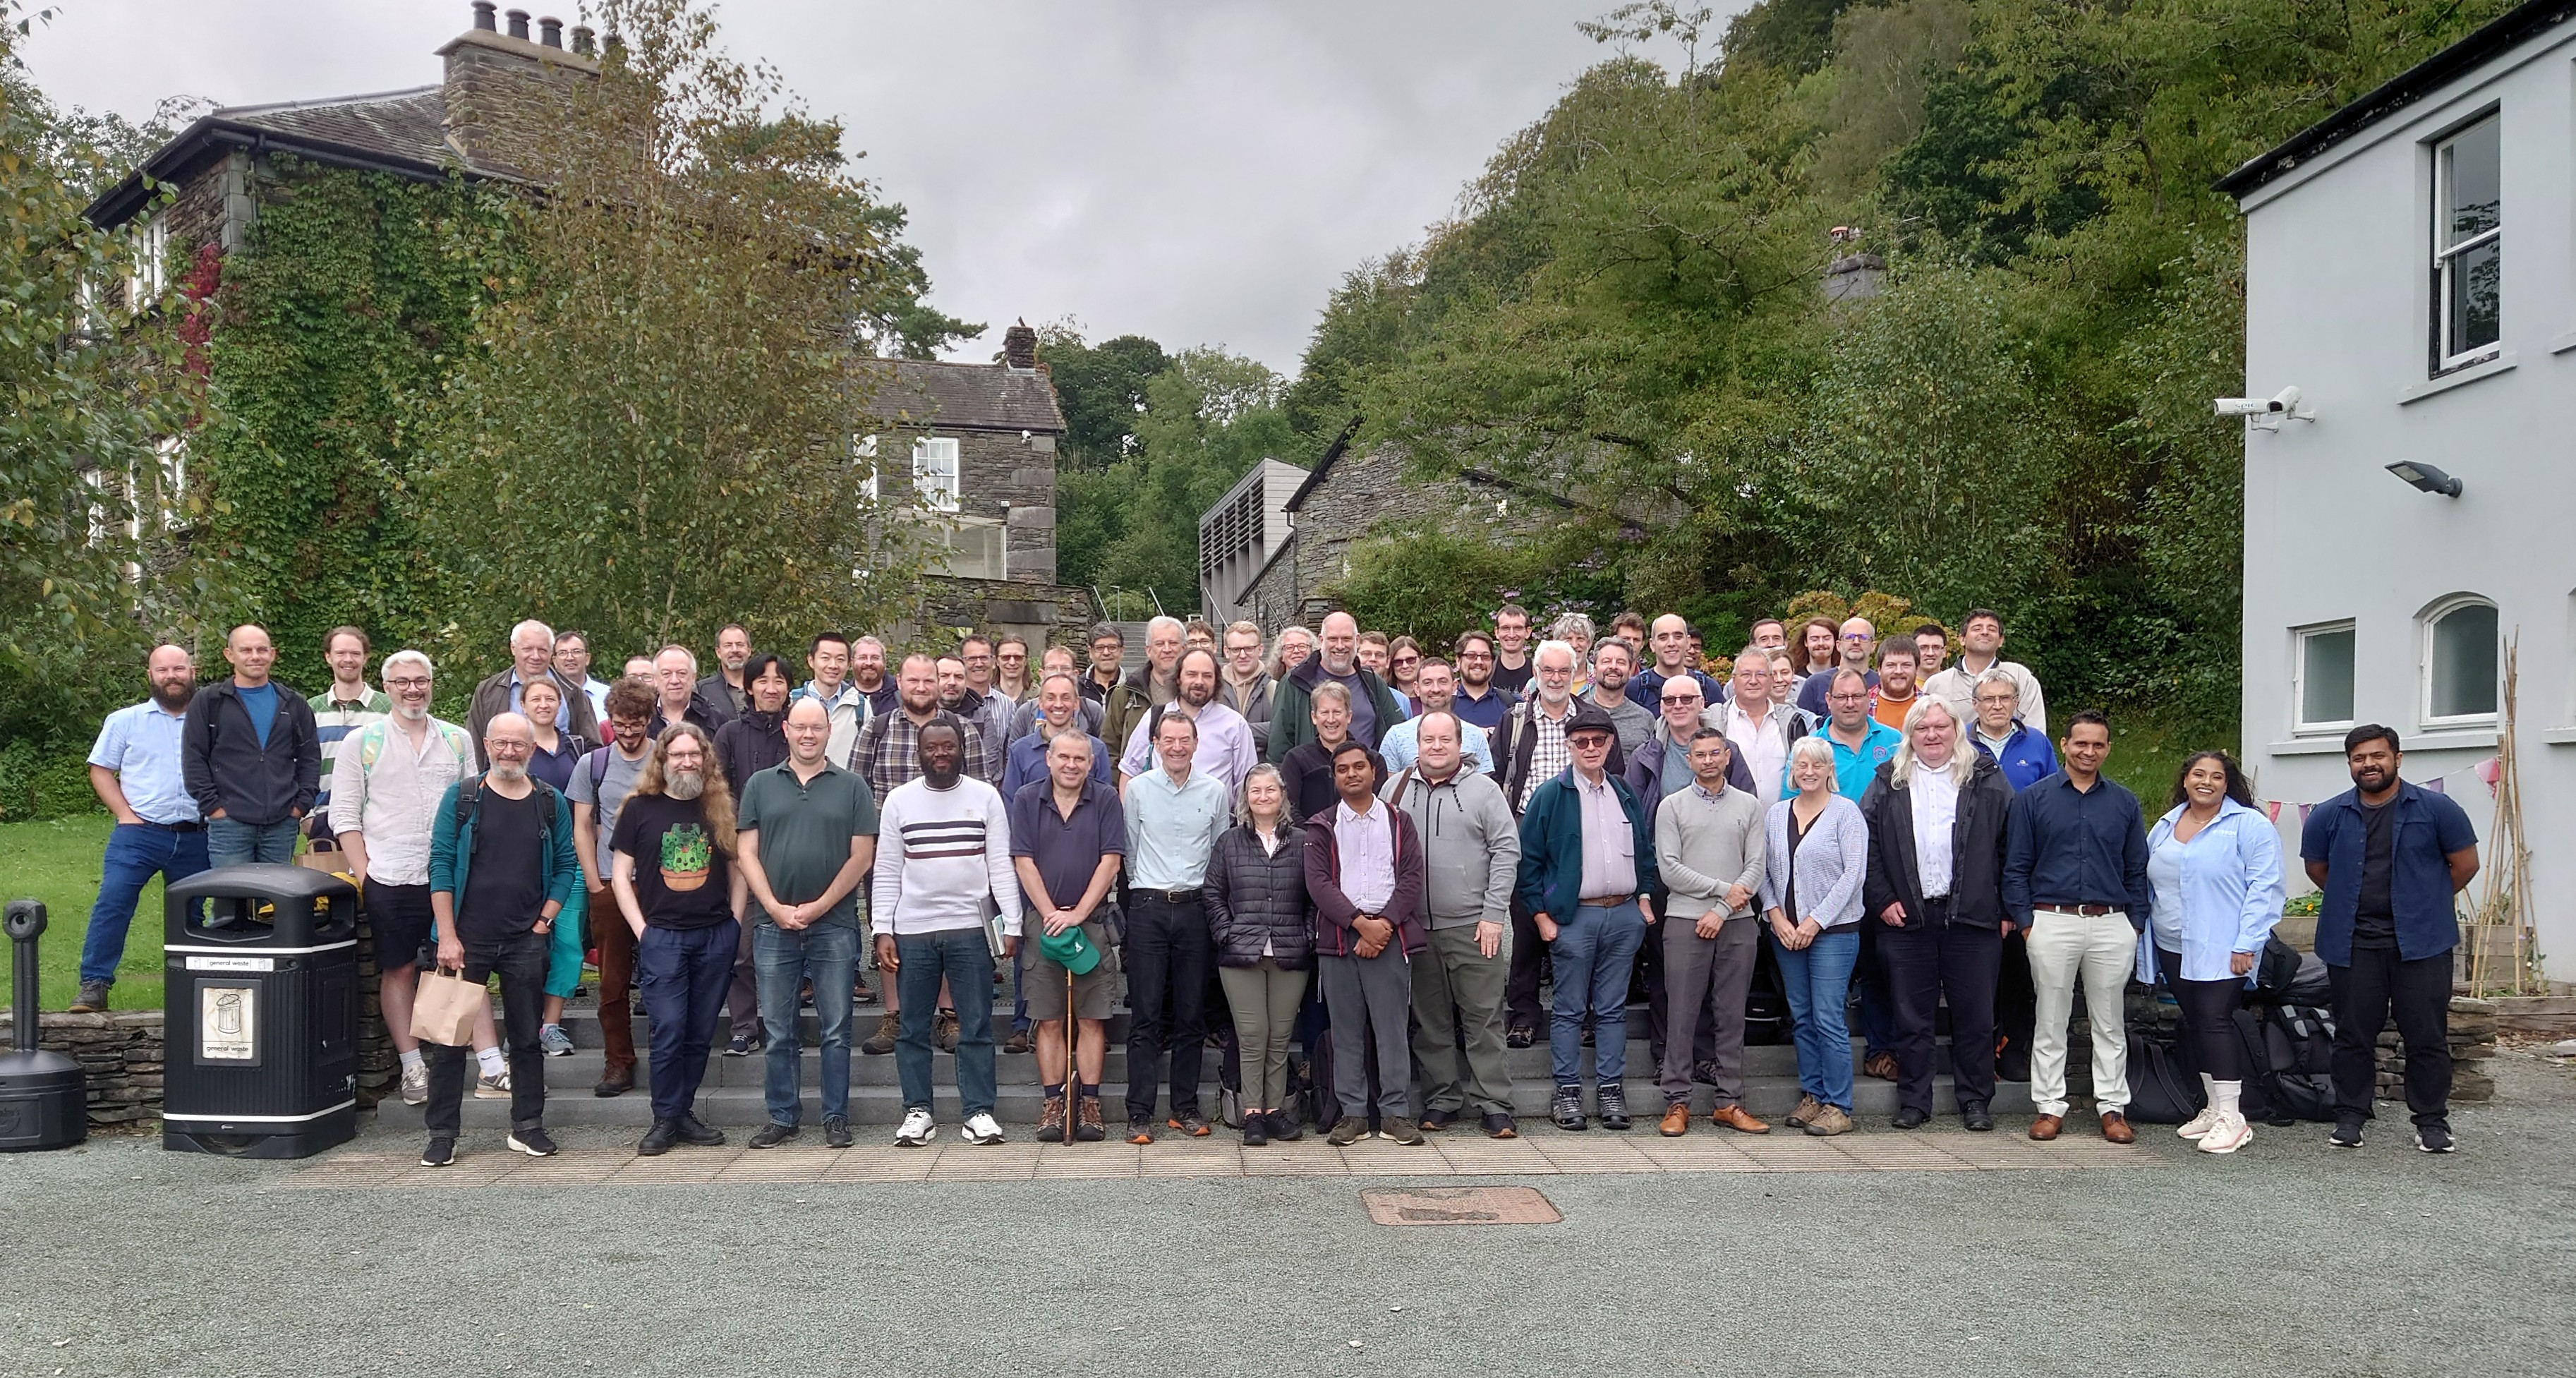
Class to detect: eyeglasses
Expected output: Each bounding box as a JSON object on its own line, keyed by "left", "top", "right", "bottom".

{"left": 1391, "top": 656, "right": 1419, "bottom": 670}
{"left": 386, "top": 677, "right": 430, "bottom": 690}
{"left": 1841, "top": 633, "right": 1872, "bottom": 642}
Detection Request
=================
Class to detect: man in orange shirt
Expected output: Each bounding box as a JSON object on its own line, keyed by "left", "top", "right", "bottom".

{"left": 1870, "top": 639, "right": 1921, "bottom": 733}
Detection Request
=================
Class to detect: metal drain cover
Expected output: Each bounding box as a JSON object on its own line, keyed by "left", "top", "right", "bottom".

{"left": 1360, "top": 1186, "right": 1561, "bottom": 1226}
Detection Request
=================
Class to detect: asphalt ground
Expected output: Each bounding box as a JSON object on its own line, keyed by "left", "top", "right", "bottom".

{"left": 6, "top": 1053, "right": 2573, "bottom": 1378}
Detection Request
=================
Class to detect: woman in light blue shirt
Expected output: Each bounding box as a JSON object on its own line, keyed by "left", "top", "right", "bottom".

{"left": 2146, "top": 750, "right": 2285, "bottom": 1155}
{"left": 1760, "top": 735, "right": 1870, "bottom": 1136}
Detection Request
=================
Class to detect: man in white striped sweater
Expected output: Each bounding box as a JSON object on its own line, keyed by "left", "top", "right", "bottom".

{"left": 871, "top": 722, "right": 1021, "bottom": 1147}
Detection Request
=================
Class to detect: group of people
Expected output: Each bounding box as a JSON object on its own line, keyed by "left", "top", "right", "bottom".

{"left": 77, "top": 603, "right": 2481, "bottom": 1166}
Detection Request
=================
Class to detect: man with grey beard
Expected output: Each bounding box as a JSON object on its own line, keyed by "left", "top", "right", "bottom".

{"left": 420, "top": 713, "right": 582, "bottom": 1168}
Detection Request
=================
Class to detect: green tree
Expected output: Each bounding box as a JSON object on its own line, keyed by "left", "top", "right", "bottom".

{"left": 413, "top": 0, "right": 926, "bottom": 674}
{"left": 1034, "top": 324, "right": 1173, "bottom": 469}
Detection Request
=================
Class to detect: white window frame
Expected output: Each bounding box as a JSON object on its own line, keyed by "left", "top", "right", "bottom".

{"left": 854, "top": 433, "right": 880, "bottom": 500}
{"left": 128, "top": 212, "right": 169, "bottom": 313}
{"left": 2291, "top": 620, "right": 2357, "bottom": 736}
{"left": 912, "top": 436, "right": 960, "bottom": 513}
{"left": 2420, "top": 596, "right": 2500, "bottom": 729}
{"left": 2431, "top": 114, "right": 2502, "bottom": 371}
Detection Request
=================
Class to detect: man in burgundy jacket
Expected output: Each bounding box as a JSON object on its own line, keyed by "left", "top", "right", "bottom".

{"left": 1304, "top": 739, "right": 1427, "bottom": 1147}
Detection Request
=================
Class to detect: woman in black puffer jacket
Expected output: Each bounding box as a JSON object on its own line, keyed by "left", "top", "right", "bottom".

{"left": 1205, "top": 763, "right": 1310, "bottom": 1145}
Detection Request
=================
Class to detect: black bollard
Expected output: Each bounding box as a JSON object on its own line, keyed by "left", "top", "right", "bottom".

{"left": 0, "top": 900, "right": 89, "bottom": 1151}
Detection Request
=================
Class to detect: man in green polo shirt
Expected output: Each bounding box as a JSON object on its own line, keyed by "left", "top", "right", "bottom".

{"left": 737, "top": 696, "right": 878, "bottom": 1149}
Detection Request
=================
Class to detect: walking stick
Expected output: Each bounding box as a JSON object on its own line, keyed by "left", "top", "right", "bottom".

{"left": 1066, "top": 955, "right": 1078, "bottom": 1144}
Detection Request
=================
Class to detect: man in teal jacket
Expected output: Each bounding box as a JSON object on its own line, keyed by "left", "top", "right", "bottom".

{"left": 1516, "top": 703, "right": 1658, "bottom": 1132}
{"left": 421, "top": 713, "right": 583, "bottom": 1168}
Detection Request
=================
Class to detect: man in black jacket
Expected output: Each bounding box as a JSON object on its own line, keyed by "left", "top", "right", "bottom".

{"left": 182, "top": 624, "right": 321, "bottom": 868}
{"left": 1859, "top": 698, "right": 2014, "bottom": 1131}
{"left": 467, "top": 619, "right": 603, "bottom": 767}
{"left": 649, "top": 644, "right": 727, "bottom": 740}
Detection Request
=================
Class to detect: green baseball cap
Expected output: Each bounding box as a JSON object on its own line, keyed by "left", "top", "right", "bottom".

{"left": 1039, "top": 924, "right": 1100, "bottom": 976}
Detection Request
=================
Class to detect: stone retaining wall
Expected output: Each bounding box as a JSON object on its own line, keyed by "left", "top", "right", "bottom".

{"left": 0, "top": 1010, "right": 164, "bottom": 1131}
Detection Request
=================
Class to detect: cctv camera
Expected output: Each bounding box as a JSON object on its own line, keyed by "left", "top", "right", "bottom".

{"left": 2213, "top": 385, "right": 2314, "bottom": 430}
{"left": 2212, "top": 397, "right": 2276, "bottom": 417}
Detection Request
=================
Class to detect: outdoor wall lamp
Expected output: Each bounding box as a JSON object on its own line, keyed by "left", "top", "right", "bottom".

{"left": 2385, "top": 460, "right": 2463, "bottom": 497}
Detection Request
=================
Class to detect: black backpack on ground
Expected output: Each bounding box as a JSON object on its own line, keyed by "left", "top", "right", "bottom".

{"left": 2225, "top": 1004, "right": 2338, "bottom": 1126}
{"left": 2123, "top": 1030, "right": 2201, "bottom": 1123}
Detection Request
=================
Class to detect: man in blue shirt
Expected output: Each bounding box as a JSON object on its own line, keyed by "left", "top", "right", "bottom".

{"left": 1449, "top": 631, "right": 1517, "bottom": 733}
{"left": 1801, "top": 667, "right": 1904, "bottom": 1081}
{"left": 1118, "top": 712, "right": 1230, "bottom": 1142}
{"left": 2002, "top": 710, "right": 2151, "bottom": 1144}
{"left": 71, "top": 644, "right": 208, "bottom": 1011}
{"left": 181, "top": 624, "right": 321, "bottom": 870}
{"left": 2301, "top": 725, "right": 2480, "bottom": 1152}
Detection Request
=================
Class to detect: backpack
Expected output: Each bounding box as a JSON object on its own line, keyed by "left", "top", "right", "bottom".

{"left": 2224, "top": 1005, "right": 2338, "bottom": 1126}
{"left": 452, "top": 775, "right": 561, "bottom": 861}
{"left": 2123, "top": 1029, "right": 2203, "bottom": 1124}
{"left": 354, "top": 717, "right": 474, "bottom": 776}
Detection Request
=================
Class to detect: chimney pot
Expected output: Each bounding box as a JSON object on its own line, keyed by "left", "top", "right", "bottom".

{"left": 539, "top": 16, "right": 562, "bottom": 47}
{"left": 1003, "top": 320, "right": 1038, "bottom": 370}
{"left": 505, "top": 8, "right": 530, "bottom": 39}
{"left": 471, "top": 1, "right": 497, "bottom": 30}
{"left": 571, "top": 24, "right": 594, "bottom": 54}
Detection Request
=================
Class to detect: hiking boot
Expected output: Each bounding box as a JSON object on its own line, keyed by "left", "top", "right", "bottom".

{"left": 1596, "top": 1083, "right": 1631, "bottom": 1130}
{"left": 935, "top": 1009, "right": 960, "bottom": 1053}
{"left": 592, "top": 1064, "right": 634, "bottom": 1098}
{"left": 823, "top": 1116, "right": 854, "bottom": 1149}
{"left": 1550, "top": 1084, "right": 1587, "bottom": 1131}
{"left": 1037, "top": 1095, "right": 1068, "bottom": 1144}
{"left": 1326, "top": 1116, "right": 1369, "bottom": 1147}
{"left": 673, "top": 1114, "right": 726, "bottom": 1147}
{"left": 68, "top": 980, "right": 111, "bottom": 1014}
{"left": 860, "top": 1012, "right": 900, "bottom": 1055}
{"left": 1265, "top": 1108, "right": 1303, "bottom": 1143}
{"left": 1863, "top": 1051, "right": 1899, "bottom": 1082}
{"left": 1003, "top": 1027, "right": 1033, "bottom": 1056}
{"left": 637, "top": 1120, "right": 679, "bottom": 1156}
{"left": 1075, "top": 1097, "right": 1106, "bottom": 1142}
{"left": 1380, "top": 1116, "right": 1425, "bottom": 1146}
{"left": 1786, "top": 1094, "right": 1822, "bottom": 1129}
{"left": 1242, "top": 1112, "right": 1269, "bottom": 1147}
{"left": 1803, "top": 1104, "right": 1853, "bottom": 1137}
{"left": 1506, "top": 1025, "right": 1535, "bottom": 1049}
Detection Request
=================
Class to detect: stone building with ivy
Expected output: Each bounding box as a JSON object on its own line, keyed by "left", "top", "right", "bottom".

{"left": 85, "top": 3, "right": 1085, "bottom": 660}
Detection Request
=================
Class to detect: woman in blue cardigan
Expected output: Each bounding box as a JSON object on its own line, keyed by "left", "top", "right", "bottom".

{"left": 1760, "top": 736, "right": 1870, "bottom": 1137}
{"left": 2146, "top": 750, "right": 2285, "bottom": 1155}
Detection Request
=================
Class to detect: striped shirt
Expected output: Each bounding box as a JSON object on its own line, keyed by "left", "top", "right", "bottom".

{"left": 313, "top": 684, "right": 391, "bottom": 812}
{"left": 870, "top": 775, "right": 1021, "bottom": 937}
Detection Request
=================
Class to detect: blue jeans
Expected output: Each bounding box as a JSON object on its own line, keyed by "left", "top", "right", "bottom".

{"left": 206, "top": 816, "right": 298, "bottom": 869}
{"left": 82, "top": 823, "right": 210, "bottom": 986}
{"left": 896, "top": 929, "right": 996, "bottom": 1117}
{"left": 755, "top": 921, "right": 857, "bottom": 1125}
{"left": 638, "top": 919, "right": 739, "bottom": 1125}
{"left": 1547, "top": 900, "right": 1644, "bottom": 1087}
{"left": 1773, "top": 926, "right": 1860, "bottom": 1111}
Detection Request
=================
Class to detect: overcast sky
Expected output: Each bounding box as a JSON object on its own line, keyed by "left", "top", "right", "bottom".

{"left": 21, "top": 0, "right": 1680, "bottom": 374}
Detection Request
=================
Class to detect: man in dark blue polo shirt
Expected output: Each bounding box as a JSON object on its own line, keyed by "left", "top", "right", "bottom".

{"left": 1009, "top": 730, "right": 1125, "bottom": 1144}
{"left": 2300, "top": 725, "right": 2479, "bottom": 1153}
{"left": 2002, "top": 709, "right": 2151, "bottom": 1144}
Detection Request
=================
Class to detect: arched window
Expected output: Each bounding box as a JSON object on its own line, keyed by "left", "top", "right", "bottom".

{"left": 2421, "top": 596, "right": 2498, "bottom": 726}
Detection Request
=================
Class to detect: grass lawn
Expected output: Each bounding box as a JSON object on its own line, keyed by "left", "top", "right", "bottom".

{"left": 0, "top": 816, "right": 164, "bottom": 1011}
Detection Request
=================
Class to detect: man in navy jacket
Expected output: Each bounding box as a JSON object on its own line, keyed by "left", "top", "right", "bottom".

{"left": 181, "top": 624, "right": 320, "bottom": 869}
{"left": 2300, "top": 725, "right": 2479, "bottom": 1153}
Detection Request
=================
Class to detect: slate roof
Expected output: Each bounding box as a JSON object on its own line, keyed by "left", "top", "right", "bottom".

{"left": 87, "top": 86, "right": 483, "bottom": 229}
{"left": 862, "top": 360, "right": 1067, "bottom": 434}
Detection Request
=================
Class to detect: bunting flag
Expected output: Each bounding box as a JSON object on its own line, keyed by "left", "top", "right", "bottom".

{"left": 2476, "top": 755, "right": 2503, "bottom": 797}
{"left": 2422, "top": 776, "right": 2445, "bottom": 794}
{"left": 2265, "top": 799, "right": 2283, "bottom": 823}
{"left": 2297, "top": 802, "right": 2314, "bottom": 826}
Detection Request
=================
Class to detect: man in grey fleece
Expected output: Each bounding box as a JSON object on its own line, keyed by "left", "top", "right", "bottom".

{"left": 1652, "top": 728, "right": 1769, "bottom": 1136}
{"left": 1385, "top": 710, "right": 1523, "bottom": 1139}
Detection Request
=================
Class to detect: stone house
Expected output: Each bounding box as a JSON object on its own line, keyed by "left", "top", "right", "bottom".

{"left": 85, "top": 3, "right": 1084, "bottom": 641}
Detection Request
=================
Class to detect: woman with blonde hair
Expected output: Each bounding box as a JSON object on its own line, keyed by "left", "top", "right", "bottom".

{"left": 608, "top": 720, "right": 743, "bottom": 1155}
{"left": 1762, "top": 735, "right": 1870, "bottom": 1135}
{"left": 1203, "top": 763, "right": 1310, "bottom": 1144}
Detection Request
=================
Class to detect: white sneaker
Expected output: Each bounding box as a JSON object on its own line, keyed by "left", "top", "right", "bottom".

{"left": 894, "top": 1108, "right": 937, "bottom": 1147}
{"left": 2176, "top": 1106, "right": 2220, "bottom": 1140}
{"left": 399, "top": 1062, "right": 429, "bottom": 1106}
{"left": 2198, "top": 1111, "right": 2253, "bottom": 1154}
{"left": 959, "top": 1111, "right": 1005, "bottom": 1146}
{"left": 474, "top": 1070, "right": 512, "bottom": 1099}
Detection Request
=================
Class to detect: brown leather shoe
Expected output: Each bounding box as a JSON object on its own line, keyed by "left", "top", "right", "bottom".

{"left": 1863, "top": 1051, "right": 1899, "bottom": 1082}
{"left": 1709, "top": 1104, "right": 1771, "bottom": 1135}
{"left": 1657, "top": 1103, "right": 1691, "bottom": 1137}
{"left": 2028, "top": 1113, "right": 2063, "bottom": 1141}
{"left": 592, "top": 1065, "right": 635, "bottom": 1098}
{"left": 2100, "top": 1111, "right": 2135, "bottom": 1144}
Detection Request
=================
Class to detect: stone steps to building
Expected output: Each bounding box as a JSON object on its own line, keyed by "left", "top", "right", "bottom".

{"left": 372, "top": 996, "right": 2021, "bottom": 1130}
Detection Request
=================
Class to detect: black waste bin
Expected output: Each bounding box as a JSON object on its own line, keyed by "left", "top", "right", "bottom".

{"left": 162, "top": 864, "right": 360, "bottom": 1158}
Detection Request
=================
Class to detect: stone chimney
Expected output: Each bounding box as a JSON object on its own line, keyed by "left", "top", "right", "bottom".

{"left": 1003, "top": 319, "right": 1039, "bottom": 371}
{"left": 437, "top": 2, "right": 600, "bottom": 178}
{"left": 1822, "top": 225, "right": 1883, "bottom": 305}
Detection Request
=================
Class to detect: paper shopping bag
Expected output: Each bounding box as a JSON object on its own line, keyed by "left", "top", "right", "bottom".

{"left": 410, "top": 967, "right": 483, "bottom": 1046}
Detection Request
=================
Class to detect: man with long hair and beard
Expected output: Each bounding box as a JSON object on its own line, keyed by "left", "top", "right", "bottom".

{"left": 610, "top": 721, "right": 748, "bottom": 1156}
